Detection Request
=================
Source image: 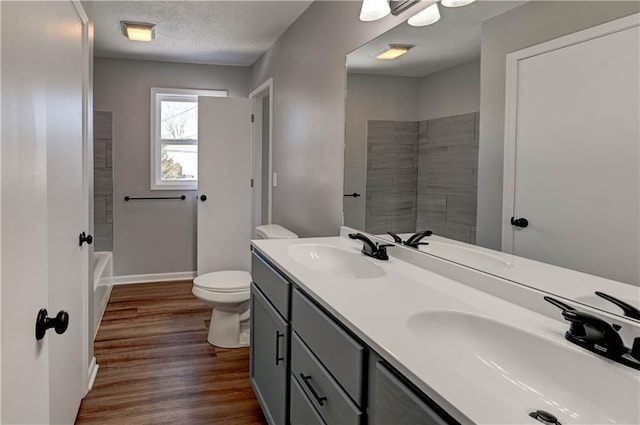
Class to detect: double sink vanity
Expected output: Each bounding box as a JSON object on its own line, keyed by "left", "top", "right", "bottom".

{"left": 248, "top": 228, "right": 640, "bottom": 425}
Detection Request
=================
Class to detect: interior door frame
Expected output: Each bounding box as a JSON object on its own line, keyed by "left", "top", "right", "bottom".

{"left": 73, "top": 0, "right": 93, "bottom": 396}
{"left": 249, "top": 78, "right": 274, "bottom": 230}
{"left": 501, "top": 13, "right": 640, "bottom": 253}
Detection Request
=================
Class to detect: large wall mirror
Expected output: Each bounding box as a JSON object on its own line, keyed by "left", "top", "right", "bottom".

{"left": 344, "top": 1, "right": 640, "bottom": 321}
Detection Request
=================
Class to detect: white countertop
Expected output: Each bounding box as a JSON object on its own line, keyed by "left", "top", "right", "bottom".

{"left": 378, "top": 233, "right": 640, "bottom": 318}
{"left": 251, "top": 235, "right": 640, "bottom": 425}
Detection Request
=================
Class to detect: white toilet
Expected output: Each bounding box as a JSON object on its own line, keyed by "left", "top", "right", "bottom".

{"left": 192, "top": 224, "right": 298, "bottom": 348}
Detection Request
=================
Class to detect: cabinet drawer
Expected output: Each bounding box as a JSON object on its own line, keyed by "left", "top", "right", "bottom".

{"left": 291, "top": 333, "right": 362, "bottom": 425}
{"left": 292, "top": 289, "right": 365, "bottom": 405}
{"left": 251, "top": 251, "right": 290, "bottom": 318}
{"left": 290, "top": 375, "right": 326, "bottom": 425}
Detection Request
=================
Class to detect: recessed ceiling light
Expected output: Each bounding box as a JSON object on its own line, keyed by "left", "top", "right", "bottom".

{"left": 441, "top": 0, "right": 476, "bottom": 7}
{"left": 121, "top": 21, "right": 157, "bottom": 42}
{"left": 376, "top": 44, "right": 414, "bottom": 60}
{"left": 408, "top": 3, "right": 441, "bottom": 27}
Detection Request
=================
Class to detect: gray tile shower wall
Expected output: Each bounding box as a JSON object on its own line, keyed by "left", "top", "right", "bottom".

{"left": 94, "top": 111, "right": 113, "bottom": 251}
{"left": 365, "top": 121, "right": 419, "bottom": 234}
{"left": 417, "top": 112, "right": 478, "bottom": 243}
{"left": 365, "top": 113, "right": 479, "bottom": 243}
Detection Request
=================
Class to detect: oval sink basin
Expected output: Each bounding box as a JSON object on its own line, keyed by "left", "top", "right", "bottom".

{"left": 419, "top": 240, "right": 513, "bottom": 272}
{"left": 287, "top": 243, "right": 386, "bottom": 279}
{"left": 407, "top": 311, "right": 639, "bottom": 424}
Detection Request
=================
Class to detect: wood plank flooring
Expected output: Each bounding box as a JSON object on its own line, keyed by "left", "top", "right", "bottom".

{"left": 76, "top": 281, "right": 266, "bottom": 425}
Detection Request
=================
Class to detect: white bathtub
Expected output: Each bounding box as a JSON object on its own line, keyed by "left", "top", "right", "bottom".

{"left": 93, "top": 251, "right": 113, "bottom": 288}
{"left": 93, "top": 251, "right": 113, "bottom": 339}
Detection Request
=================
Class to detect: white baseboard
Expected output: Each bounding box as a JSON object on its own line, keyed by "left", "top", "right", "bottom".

{"left": 87, "top": 357, "right": 98, "bottom": 394}
{"left": 108, "top": 271, "right": 196, "bottom": 286}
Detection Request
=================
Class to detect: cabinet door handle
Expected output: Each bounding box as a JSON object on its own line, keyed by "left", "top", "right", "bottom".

{"left": 299, "top": 373, "right": 327, "bottom": 406}
{"left": 275, "top": 330, "right": 285, "bottom": 365}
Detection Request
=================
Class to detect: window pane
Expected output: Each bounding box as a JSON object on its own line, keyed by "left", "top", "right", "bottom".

{"left": 160, "top": 100, "right": 198, "bottom": 140}
{"left": 161, "top": 143, "right": 197, "bottom": 181}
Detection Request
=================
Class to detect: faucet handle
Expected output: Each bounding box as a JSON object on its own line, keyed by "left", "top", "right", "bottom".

{"left": 375, "top": 243, "right": 393, "bottom": 260}
{"left": 595, "top": 291, "right": 640, "bottom": 320}
{"left": 630, "top": 337, "right": 640, "bottom": 361}
{"left": 387, "top": 232, "right": 402, "bottom": 243}
{"left": 543, "top": 296, "right": 576, "bottom": 312}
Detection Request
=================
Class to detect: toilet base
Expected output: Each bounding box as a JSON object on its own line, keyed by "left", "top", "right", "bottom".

{"left": 207, "top": 308, "right": 250, "bottom": 348}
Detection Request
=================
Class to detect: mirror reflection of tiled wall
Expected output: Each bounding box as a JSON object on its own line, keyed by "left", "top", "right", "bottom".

{"left": 94, "top": 111, "right": 113, "bottom": 252}
{"left": 365, "top": 112, "right": 479, "bottom": 243}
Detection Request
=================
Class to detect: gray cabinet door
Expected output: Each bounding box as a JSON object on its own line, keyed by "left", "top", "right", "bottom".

{"left": 371, "top": 361, "right": 449, "bottom": 425}
{"left": 250, "top": 283, "right": 289, "bottom": 425}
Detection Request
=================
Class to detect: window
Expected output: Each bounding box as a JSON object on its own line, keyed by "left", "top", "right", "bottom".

{"left": 150, "top": 87, "right": 227, "bottom": 190}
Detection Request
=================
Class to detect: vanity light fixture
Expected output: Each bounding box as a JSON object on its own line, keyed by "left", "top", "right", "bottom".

{"left": 376, "top": 44, "right": 414, "bottom": 60}
{"left": 407, "top": 3, "right": 440, "bottom": 27}
{"left": 121, "top": 21, "right": 157, "bottom": 42}
{"left": 359, "top": 0, "right": 391, "bottom": 22}
{"left": 440, "top": 0, "right": 476, "bottom": 7}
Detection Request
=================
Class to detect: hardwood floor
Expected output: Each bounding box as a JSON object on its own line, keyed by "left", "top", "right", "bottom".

{"left": 76, "top": 281, "right": 266, "bottom": 425}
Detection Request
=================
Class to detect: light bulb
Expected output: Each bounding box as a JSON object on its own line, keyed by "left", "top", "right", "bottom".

{"left": 359, "top": 0, "right": 391, "bottom": 22}
{"left": 408, "top": 3, "right": 441, "bottom": 27}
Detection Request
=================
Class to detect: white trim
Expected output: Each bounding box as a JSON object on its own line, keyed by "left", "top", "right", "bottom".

{"left": 108, "top": 271, "right": 197, "bottom": 286}
{"left": 150, "top": 87, "right": 227, "bottom": 191}
{"left": 249, "top": 78, "right": 274, "bottom": 229}
{"left": 501, "top": 13, "right": 640, "bottom": 253}
{"left": 86, "top": 357, "right": 98, "bottom": 394}
{"left": 0, "top": 1, "right": 3, "bottom": 415}
{"left": 71, "top": 0, "right": 92, "bottom": 404}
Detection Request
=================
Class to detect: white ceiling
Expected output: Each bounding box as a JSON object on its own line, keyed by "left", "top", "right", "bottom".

{"left": 347, "top": 1, "right": 524, "bottom": 78}
{"left": 92, "top": 1, "right": 313, "bottom": 66}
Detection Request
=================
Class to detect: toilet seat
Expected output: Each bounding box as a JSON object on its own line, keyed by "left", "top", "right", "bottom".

{"left": 193, "top": 270, "right": 251, "bottom": 293}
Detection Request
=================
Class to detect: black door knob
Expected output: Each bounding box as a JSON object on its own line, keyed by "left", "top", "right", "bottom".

{"left": 79, "top": 231, "right": 93, "bottom": 246}
{"left": 200, "top": 195, "right": 207, "bottom": 201}
{"left": 511, "top": 217, "right": 529, "bottom": 228}
{"left": 35, "top": 309, "right": 69, "bottom": 340}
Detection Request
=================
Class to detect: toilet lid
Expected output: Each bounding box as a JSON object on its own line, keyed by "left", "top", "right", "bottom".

{"left": 255, "top": 224, "right": 298, "bottom": 239}
{"left": 193, "top": 270, "right": 251, "bottom": 293}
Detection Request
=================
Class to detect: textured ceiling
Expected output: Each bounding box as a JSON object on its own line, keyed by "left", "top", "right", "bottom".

{"left": 93, "top": 1, "right": 313, "bottom": 66}
{"left": 347, "top": 1, "right": 524, "bottom": 78}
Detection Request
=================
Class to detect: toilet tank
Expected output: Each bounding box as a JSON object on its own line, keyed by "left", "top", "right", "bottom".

{"left": 255, "top": 224, "right": 298, "bottom": 240}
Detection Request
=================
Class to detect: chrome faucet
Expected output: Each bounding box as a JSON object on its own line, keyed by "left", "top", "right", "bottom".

{"left": 545, "top": 296, "right": 640, "bottom": 370}
{"left": 348, "top": 233, "right": 392, "bottom": 261}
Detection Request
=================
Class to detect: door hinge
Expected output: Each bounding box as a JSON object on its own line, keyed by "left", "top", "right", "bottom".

{"left": 250, "top": 179, "right": 254, "bottom": 187}
{"left": 251, "top": 114, "right": 255, "bottom": 123}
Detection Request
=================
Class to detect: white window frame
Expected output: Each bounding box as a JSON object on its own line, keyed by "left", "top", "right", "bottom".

{"left": 150, "top": 87, "right": 227, "bottom": 190}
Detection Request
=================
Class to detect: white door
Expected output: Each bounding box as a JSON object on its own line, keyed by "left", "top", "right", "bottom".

{"left": 503, "top": 15, "right": 640, "bottom": 285}
{"left": 197, "top": 98, "right": 252, "bottom": 274}
{"left": 1, "top": 1, "right": 88, "bottom": 423}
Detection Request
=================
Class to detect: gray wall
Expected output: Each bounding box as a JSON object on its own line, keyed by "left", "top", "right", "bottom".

{"left": 250, "top": 1, "right": 417, "bottom": 237}
{"left": 93, "top": 58, "right": 250, "bottom": 275}
{"left": 418, "top": 59, "right": 480, "bottom": 121}
{"left": 476, "top": 1, "right": 640, "bottom": 249}
{"left": 365, "top": 121, "right": 419, "bottom": 234}
{"left": 345, "top": 74, "right": 420, "bottom": 230}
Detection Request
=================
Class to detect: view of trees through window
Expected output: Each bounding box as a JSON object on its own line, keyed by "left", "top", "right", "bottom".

{"left": 160, "top": 100, "right": 198, "bottom": 181}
